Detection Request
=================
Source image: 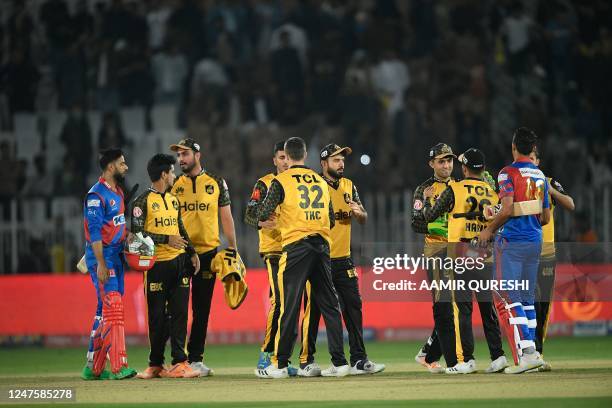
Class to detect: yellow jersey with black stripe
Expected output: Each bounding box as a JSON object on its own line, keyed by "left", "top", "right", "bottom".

{"left": 257, "top": 173, "right": 282, "bottom": 254}
{"left": 448, "top": 178, "right": 499, "bottom": 242}
{"left": 329, "top": 177, "right": 354, "bottom": 259}
{"left": 131, "top": 189, "right": 188, "bottom": 262}
{"left": 541, "top": 177, "right": 556, "bottom": 259}
{"left": 171, "top": 170, "right": 231, "bottom": 254}
{"left": 275, "top": 166, "right": 331, "bottom": 247}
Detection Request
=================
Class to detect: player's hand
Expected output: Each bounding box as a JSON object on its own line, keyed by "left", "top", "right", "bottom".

{"left": 97, "top": 263, "right": 110, "bottom": 283}
{"left": 191, "top": 254, "right": 201, "bottom": 275}
{"left": 348, "top": 200, "right": 365, "bottom": 217}
{"left": 259, "top": 219, "right": 277, "bottom": 229}
{"left": 477, "top": 228, "right": 493, "bottom": 248}
{"left": 168, "top": 235, "right": 188, "bottom": 249}
{"left": 423, "top": 186, "right": 435, "bottom": 200}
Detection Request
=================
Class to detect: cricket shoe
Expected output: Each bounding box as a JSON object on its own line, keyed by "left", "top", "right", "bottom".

{"left": 349, "top": 360, "right": 386, "bottom": 375}
{"left": 109, "top": 366, "right": 137, "bottom": 380}
{"left": 415, "top": 351, "right": 445, "bottom": 374}
{"left": 136, "top": 365, "right": 166, "bottom": 379}
{"left": 297, "top": 363, "right": 321, "bottom": 377}
{"left": 446, "top": 360, "right": 477, "bottom": 374}
{"left": 504, "top": 352, "right": 544, "bottom": 374}
{"left": 485, "top": 356, "right": 509, "bottom": 373}
{"left": 160, "top": 362, "right": 200, "bottom": 378}
{"left": 81, "top": 365, "right": 111, "bottom": 380}
{"left": 321, "top": 364, "right": 350, "bottom": 377}
{"left": 527, "top": 360, "right": 552, "bottom": 373}
{"left": 255, "top": 365, "right": 289, "bottom": 379}
{"left": 257, "top": 351, "right": 271, "bottom": 369}
{"left": 287, "top": 366, "right": 298, "bottom": 377}
{"left": 190, "top": 362, "right": 214, "bottom": 377}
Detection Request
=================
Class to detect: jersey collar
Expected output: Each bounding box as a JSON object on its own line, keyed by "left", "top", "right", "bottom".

{"left": 99, "top": 177, "right": 117, "bottom": 192}
{"left": 432, "top": 175, "right": 452, "bottom": 184}
{"left": 321, "top": 173, "right": 340, "bottom": 189}
{"left": 290, "top": 165, "right": 309, "bottom": 169}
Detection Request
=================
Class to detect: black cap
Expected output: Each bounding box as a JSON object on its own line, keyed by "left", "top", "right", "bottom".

{"left": 320, "top": 143, "right": 352, "bottom": 160}
{"left": 274, "top": 141, "right": 285, "bottom": 154}
{"left": 429, "top": 143, "right": 456, "bottom": 160}
{"left": 169, "top": 138, "right": 200, "bottom": 152}
{"left": 458, "top": 148, "right": 485, "bottom": 169}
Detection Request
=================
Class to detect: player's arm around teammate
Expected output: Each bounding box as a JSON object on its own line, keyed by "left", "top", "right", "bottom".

{"left": 300, "top": 143, "right": 385, "bottom": 376}
{"left": 244, "top": 142, "right": 295, "bottom": 373}
{"left": 254, "top": 137, "right": 349, "bottom": 379}
{"left": 169, "top": 138, "right": 236, "bottom": 376}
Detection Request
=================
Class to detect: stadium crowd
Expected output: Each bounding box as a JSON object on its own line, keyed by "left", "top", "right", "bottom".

{"left": 0, "top": 0, "right": 611, "bottom": 272}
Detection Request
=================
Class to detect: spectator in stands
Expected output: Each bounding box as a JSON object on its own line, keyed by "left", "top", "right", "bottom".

{"left": 0, "top": 141, "right": 18, "bottom": 220}
{"left": 7, "top": 0, "right": 34, "bottom": 56}
{"left": 190, "top": 56, "right": 230, "bottom": 126}
{"left": 370, "top": 49, "right": 410, "bottom": 118}
{"left": 152, "top": 42, "right": 189, "bottom": 105}
{"left": 545, "top": 6, "right": 576, "bottom": 112}
{"left": 98, "top": 111, "right": 128, "bottom": 150}
{"left": 22, "top": 154, "right": 54, "bottom": 199}
{"left": 271, "top": 30, "right": 305, "bottom": 125}
{"left": 501, "top": 1, "right": 534, "bottom": 94}
{"left": 59, "top": 102, "right": 92, "bottom": 192}
{"left": 147, "top": 0, "right": 172, "bottom": 52}
{"left": 1, "top": 48, "right": 40, "bottom": 114}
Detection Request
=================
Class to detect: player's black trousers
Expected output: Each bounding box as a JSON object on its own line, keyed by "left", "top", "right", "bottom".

{"left": 186, "top": 248, "right": 218, "bottom": 363}
{"left": 535, "top": 257, "right": 556, "bottom": 354}
{"left": 454, "top": 263, "right": 505, "bottom": 362}
{"left": 261, "top": 253, "right": 282, "bottom": 353}
{"left": 301, "top": 256, "right": 368, "bottom": 367}
{"left": 274, "top": 234, "right": 347, "bottom": 369}
{"left": 144, "top": 253, "right": 190, "bottom": 366}
{"left": 421, "top": 246, "right": 461, "bottom": 367}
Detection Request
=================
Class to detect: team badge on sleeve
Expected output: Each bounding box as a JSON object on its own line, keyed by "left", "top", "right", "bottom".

{"left": 133, "top": 207, "right": 143, "bottom": 218}
{"left": 87, "top": 199, "right": 101, "bottom": 207}
{"left": 413, "top": 199, "right": 423, "bottom": 210}
{"left": 250, "top": 188, "right": 261, "bottom": 201}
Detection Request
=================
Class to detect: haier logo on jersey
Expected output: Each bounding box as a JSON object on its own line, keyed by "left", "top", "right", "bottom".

{"left": 335, "top": 210, "right": 352, "bottom": 221}
{"left": 154, "top": 217, "right": 177, "bottom": 227}
{"left": 180, "top": 201, "right": 211, "bottom": 212}
{"left": 113, "top": 214, "right": 126, "bottom": 226}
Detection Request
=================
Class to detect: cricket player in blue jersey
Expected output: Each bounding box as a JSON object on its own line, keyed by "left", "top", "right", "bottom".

{"left": 81, "top": 148, "right": 137, "bottom": 380}
{"left": 478, "top": 127, "right": 551, "bottom": 374}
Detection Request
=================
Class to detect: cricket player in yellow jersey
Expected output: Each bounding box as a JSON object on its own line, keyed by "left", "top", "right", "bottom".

{"left": 132, "top": 154, "right": 201, "bottom": 379}
{"left": 529, "top": 150, "right": 575, "bottom": 372}
{"left": 244, "top": 141, "right": 299, "bottom": 375}
{"left": 254, "top": 137, "right": 349, "bottom": 379}
{"left": 411, "top": 143, "right": 456, "bottom": 373}
{"left": 169, "top": 138, "right": 237, "bottom": 377}
{"left": 423, "top": 148, "right": 508, "bottom": 374}
{"left": 301, "top": 144, "right": 385, "bottom": 375}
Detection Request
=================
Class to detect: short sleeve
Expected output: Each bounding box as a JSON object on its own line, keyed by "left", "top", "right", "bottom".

{"left": 497, "top": 169, "right": 514, "bottom": 199}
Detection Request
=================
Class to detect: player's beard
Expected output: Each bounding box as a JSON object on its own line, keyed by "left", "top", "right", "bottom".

{"left": 113, "top": 171, "right": 126, "bottom": 184}
{"left": 180, "top": 160, "right": 196, "bottom": 174}
{"left": 328, "top": 168, "right": 344, "bottom": 180}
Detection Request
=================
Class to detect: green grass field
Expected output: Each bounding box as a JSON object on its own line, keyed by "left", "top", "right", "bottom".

{"left": 1, "top": 337, "right": 612, "bottom": 407}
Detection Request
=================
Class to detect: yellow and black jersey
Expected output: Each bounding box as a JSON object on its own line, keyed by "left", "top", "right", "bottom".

{"left": 244, "top": 172, "right": 283, "bottom": 255}
{"left": 324, "top": 175, "right": 361, "bottom": 259}
{"left": 541, "top": 177, "right": 566, "bottom": 259}
{"left": 256, "top": 165, "right": 333, "bottom": 248}
{"left": 447, "top": 178, "right": 499, "bottom": 242}
{"left": 171, "top": 170, "right": 231, "bottom": 254}
{"left": 412, "top": 177, "right": 454, "bottom": 245}
{"left": 131, "top": 188, "right": 195, "bottom": 262}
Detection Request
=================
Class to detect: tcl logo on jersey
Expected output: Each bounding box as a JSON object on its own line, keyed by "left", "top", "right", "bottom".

{"left": 113, "top": 214, "right": 126, "bottom": 226}
{"left": 154, "top": 217, "right": 177, "bottom": 227}
{"left": 180, "top": 201, "right": 211, "bottom": 212}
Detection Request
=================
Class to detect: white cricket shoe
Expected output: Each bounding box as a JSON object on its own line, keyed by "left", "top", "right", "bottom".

{"left": 446, "top": 360, "right": 477, "bottom": 374}
{"left": 321, "top": 364, "right": 350, "bottom": 377}
{"left": 190, "top": 362, "right": 214, "bottom": 377}
{"left": 297, "top": 363, "right": 321, "bottom": 377}
{"left": 504, "top": 352, "right": 544, "bottom": 374}
{"left": 349, "top": 360, "right": 386, "bottom": 375}
{"left": 485, "top": 356, "right": 509, "bottom": 373}
{"left": 254, "top": 365, "right": 289, "bottom": 379}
